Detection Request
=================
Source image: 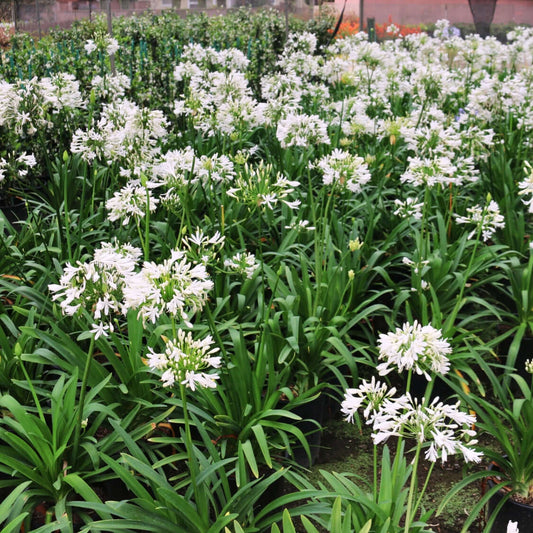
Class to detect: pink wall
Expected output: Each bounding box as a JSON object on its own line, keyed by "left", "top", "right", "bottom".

{"left": 346, "top": 0, "right": 533, "bottom": 27}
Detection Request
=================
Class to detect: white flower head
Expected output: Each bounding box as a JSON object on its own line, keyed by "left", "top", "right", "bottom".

{"left": 377, "top": 321, "right": 452, "bottom": 380}
{"left": 106, "top": 181, "right": 159, "bottom": 225}
{"left": 314, "top": 149, "right": 371, "bottom": 193}
{"left": 147, "top": 330, "right": 220, "bottom": 390}
{"left": 455, "top": 199, "right": 505, "bottom": 242}
{"left": 276, "top": 113, "right": 330, "bottom": 148}
{"left": 362, "top": 394, "right": 482, "bottom": 464}
{"left": 49, "top": 241, "right": 142, "bottom": 337}
{"left": 341, "top": 377, "right": 398, "bottom": 424}
{"left": 393, "top": 197, "right": 424, "bottom": 220}
{"left": 224, "top": 252, "right": 258, "bottom": 279}
{"left": 122, "top": 249, "right": 213, "bottom": 325}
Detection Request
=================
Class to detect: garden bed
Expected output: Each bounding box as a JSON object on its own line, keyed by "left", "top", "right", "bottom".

{"left": 1, "top": 8, "right": 533, "bottom": 532}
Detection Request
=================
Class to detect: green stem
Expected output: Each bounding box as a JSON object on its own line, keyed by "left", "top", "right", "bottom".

{"left": 314, "top": 188, "right": 335, "bottom": 317}
{"left": 373, "top": 443, "right": 378, "bottom": 502}
{"left": 20, "top": 361, "right": 45, "bottom": 424}
{"left": 71, "top": 335, "right": 95, "bottom": 464}
{"left": 180, "top": 383, "right": 207, "bottom": 517}
{"left": 404, "top": 443, "right": 422, "bottom": 533}
{"left": 413, "top": 460, "right": 435, "bottom": 520}
{"left": 62, "top": 156, "right": 72, "bottom": 262}
{"left": 405, "top": 368, "right": 413, "bottom": 396}
{"left": 144, "top": 195, "right": 150, "bottom": 263}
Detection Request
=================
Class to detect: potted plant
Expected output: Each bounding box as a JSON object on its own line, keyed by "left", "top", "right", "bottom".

{"left": 497, "top": 249, "right": 533, "bottom": 388}
{"left": 441, "top": 364, "right": 533, "bottom": 532}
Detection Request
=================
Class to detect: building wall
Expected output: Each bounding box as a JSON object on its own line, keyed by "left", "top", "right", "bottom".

{"left": 337, "top": 0, "right": 533, "bottom": 27}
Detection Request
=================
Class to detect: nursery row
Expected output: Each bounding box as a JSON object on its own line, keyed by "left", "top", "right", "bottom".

{"left": 1, "top": 11, "right": 533, "bottom": 532}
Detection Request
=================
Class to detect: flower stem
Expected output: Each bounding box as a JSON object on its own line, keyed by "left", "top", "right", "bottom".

{"left": 180, "top": 383, "right": 207, "bottom": 516}
{"left": 373, "top": 443, "right": 378, "bottom": 501}
{"left": 404, "top": 443, "right": 422, "bottom": 533}
{"left": 71, "top": 335, "right": 95, "bottom": 464}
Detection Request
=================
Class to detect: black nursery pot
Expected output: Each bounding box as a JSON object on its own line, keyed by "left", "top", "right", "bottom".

{"left": 498, "top": 334, "right": 533, "bottom": 383}
{"left": 0, "top": 194, "right": 27, "bottom": 226}
{"left": 486, "top": 466, "right": 533, "bottom": 532}
{"left": 290, "top": 394, "right": 327, "bottom": 468}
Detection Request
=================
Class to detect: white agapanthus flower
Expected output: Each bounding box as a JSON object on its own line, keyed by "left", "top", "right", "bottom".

{"left": 227, "top": 163, "right": 300, "bottom": 211}
{"left": 106, "top": 181, "right": 159, "bottom": 225}
{"left": 455, "top": 199, "right": 505, "bottom": 241}
{"left": 48, "top": 241, "right": 142, "bottom": 338}
{"left": 224, "top": 252, "right": 258, "bottom": 279}
{"left": 377, "top": 321, "right": 452, "bottom": 380}
{"left": 91, "top": 73, "right": 130, "bottom": 100}
{"left": 181, "top": 228, "right": 225, "bottom": 265}
{"left": 71, "top": 99, "right": 168, "bottom": 174}
{"left": 400, "top": 155, "right": 457, "bottom": 187}
{"left": 38, "top": 73, "right": 86, "bottom": 114}
{"left": 314, "top": 149, "right": 372, "bottom": 193}
{"left": 0, "top": 80, "right": 22, "bottom": 127}
{"left": 84, "top": 34, "right": 119, "bottom": 56}
{"left": 147, "top": 330, "right": 221, "bottom": 390}
{"left": 518, "top": 161, "right": 533, "bottom": 213}
{"left": 341, "top": 376, "right": 400, "bottom": 424}
{"left": 122, "top": 249, "right": 213, "bottom": 325}
{"left": 393, "top": 197, "right": 424, "bottom": 220}
{"left": 276, "top": 113, "right": 330, "bottom": 148}
{"left": 343, "top": 383, "right": 482, "bottom": 464}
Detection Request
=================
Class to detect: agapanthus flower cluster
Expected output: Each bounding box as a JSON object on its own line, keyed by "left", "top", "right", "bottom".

{"left": 181, "top": 228, "right": 225, "bottom": 266}
{"left": 377, "top": 321, "right": 452, "bottom": 380}
{"left": 84, "top": 34, "right": 119, "bottom": 56}
{"left": 122, "top": 250, "right": 213, "bottom": 326}
{"left": 0, "top": 152, "right": 37, "bottom": 187}
{"left": 147, "top": 330, "right": 221, "bottom": 390}
{"left": 106, "top": 180, "right": 159, "bottom": 225}
{"left": 48, "top": 241, "right": 142, "bottom": 338}
{"left": 341, "top": 376, "right": 399, "bottom": 424}
{"left": 433, "top": 19, "right": 461, "bottom": 40}
{"left": 0, "top": 78, "right": 46, "bottom": 136}
{"left": 276, "top": 113, "right": 330, "bottom": 148}
{"left": 400, "top": 155, "right": 458, "bottom": 188}
{"left": 38, "top": 73, "right": 86, "bottom": 114}
{"left": 173, "top": 46, "right": 259, "bottom": 137}
{"left": 455, "top": 199, "right": 505, "bottom": 241}
{"left": 314, "top": 149, "right": 371, "bottom": 193}
{"left": 71, "top": 99, "right": 168, "bottom": 176}
{"left": 153, "top": 147, "right": 235, "bottom": 190}
{"left": 90, "top": 73, "right": 130, "bottom": 100}
{"left": 328, "top": 97, "right": 375, "bottom": 138}
{"left": 518, "top": 161, "right": 533, "bottom": 213}
{"left": 342, "top": 379, "right": 482, "bottom": 464}
{"left": 0, "top": 80, "right": 21, "bottom": 127}
{"left": 224, "top": 252, "right": 258, "bottom": 279}
{"left": 393, "top": 197, "right": 424, "bottom": 220}
{"left": 227, "top": 163, "right": 301, "bottom": 210}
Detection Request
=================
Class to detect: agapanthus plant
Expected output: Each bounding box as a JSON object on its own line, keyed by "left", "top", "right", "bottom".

{"left": 342, "top": 378, "right": 481, "bottom": 533}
